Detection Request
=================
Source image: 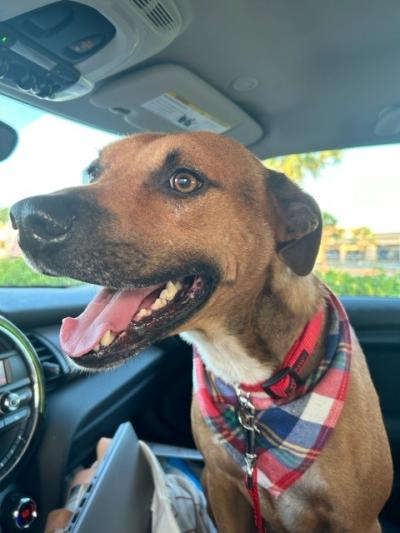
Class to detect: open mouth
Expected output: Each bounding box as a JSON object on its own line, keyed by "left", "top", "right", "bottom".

{"left": 60, "top": 272, "right": 216, "bottom": 369}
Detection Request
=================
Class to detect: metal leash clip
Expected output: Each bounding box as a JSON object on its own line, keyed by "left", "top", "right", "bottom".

{"left": 235, "top": 386, "right": 260, "bottom": 488}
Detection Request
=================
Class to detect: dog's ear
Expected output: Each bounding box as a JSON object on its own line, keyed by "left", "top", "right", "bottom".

{"left": 266, "top": 170, "right": 322, "bottom": 276}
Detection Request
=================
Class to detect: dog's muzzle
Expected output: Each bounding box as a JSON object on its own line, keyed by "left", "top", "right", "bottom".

{"left": 10, "top": 194, "right": 77, "bottom": 252}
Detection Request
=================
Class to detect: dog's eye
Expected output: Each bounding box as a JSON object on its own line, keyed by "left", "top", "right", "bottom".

{"left": 169, "top": 172, "right": 203, "bottom": 194}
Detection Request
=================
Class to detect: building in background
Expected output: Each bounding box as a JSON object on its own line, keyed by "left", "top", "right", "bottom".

{"left": 318, "top": 230, "right": 400, "bottom": 274}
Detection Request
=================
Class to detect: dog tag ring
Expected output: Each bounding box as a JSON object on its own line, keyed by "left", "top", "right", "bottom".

{"left": 235, "top": 387, "right": 259, "bottom": 485}
{"left": 236, "top": 389, "right": 258, "bottom": 430}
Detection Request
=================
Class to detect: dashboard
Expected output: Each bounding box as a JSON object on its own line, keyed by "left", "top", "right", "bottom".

{"left": 0, "top": 317, "right": 45, "bottom": 490}
{"left": 0, "top": 317, "right": 44, "bottom": 530}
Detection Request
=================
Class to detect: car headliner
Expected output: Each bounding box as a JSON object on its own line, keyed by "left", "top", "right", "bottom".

{"left": 1, "top": 0, "right": 400, "bottom": 158}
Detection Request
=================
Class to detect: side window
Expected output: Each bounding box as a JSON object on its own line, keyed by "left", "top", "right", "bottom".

{"left": 266, "top": 145, "right": 400, "bottom": 297}
{"left": 0, "top": 94, "right": 118, "bottom": 287}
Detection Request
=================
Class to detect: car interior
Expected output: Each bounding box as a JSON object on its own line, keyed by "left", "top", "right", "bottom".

{"left": 0, "top": 1, "right": 399, "bottom": 531}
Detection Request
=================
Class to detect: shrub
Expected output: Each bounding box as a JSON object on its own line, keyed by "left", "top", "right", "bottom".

{"left": 0, "top": 257, "right": 79, "bottom": 287}
{"left": 317, "top": 269, "right": 400, "bottom": 297}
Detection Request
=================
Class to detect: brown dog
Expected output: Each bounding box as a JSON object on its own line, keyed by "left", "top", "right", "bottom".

{"left": 11, "top": 132, "right": 393, "bottom": 532}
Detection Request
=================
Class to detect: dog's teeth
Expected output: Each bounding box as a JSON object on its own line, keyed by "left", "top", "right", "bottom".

{"left": 100, "top": 330, "right": 116, "bottom": 347}
{"left": 160, "top": 280, "right": 183, "bottom": 302}
{"left": 150, "top": 298, "right": 168, "bottom": 311}
{"left": 159, "top": 290, "right": 168, "bottom": 301}
{"left": 173, "top": 280, "right": 183, "bottom": 293}
{"left": 135, "top": 308, "right": 152, "bottom": 320}
{"left": 93, "top": 344, "right": 100, "bottom": 352}
{"left": 159, "top": 283, "right": 174, "bottom": 301}
{"left": 135, "top": 281, "right": 183, "bottom": 320}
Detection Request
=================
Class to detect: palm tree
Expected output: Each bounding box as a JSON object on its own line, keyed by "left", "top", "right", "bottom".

{"left": 318, "top": 212, "right": 345, "bottom": 268}
{"left": 350, "top": 227, "right": 376, "bottom": 262}
{"left": 264, "top": 150, "right": 341, "bottom": 183}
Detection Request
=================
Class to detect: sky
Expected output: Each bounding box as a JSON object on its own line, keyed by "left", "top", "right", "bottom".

{"left": 302, "top": 145, "right": 399, "bottom": 233}
{"left": 0, "top": 94, "right": 399, "bottom": 233}
{"left": 0, "top": 95, "right": 118, "bottom": 206}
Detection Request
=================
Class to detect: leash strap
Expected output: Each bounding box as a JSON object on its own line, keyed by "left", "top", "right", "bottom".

{"left": 237, "top": 388, "right": 267, "bottom": 533}
{"left": 236, "top": 307, "right": 324, "bottom": 531}
{"left": 247, "top": 467, "right": 267, "bottom": 533}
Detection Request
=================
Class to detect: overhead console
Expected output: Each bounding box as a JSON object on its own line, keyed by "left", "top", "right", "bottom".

{"left": 0, "top": 1, "right": 263, "bottom": 145}
{"left": 0, "top": 0, "right": 183, "bottom": 101}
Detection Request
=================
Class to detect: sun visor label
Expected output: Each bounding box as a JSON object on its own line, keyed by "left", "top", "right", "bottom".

{"left": 141, "top": 92, "right": 230, "bottom": 133}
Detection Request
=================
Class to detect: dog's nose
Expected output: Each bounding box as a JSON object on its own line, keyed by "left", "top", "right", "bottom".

{"left": 10, "top": 194, "right": 75, "bottom": 246}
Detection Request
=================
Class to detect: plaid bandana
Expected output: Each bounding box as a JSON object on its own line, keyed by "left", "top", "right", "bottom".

{"left": 193, "top": 290, "right": 351, "bottom": 498}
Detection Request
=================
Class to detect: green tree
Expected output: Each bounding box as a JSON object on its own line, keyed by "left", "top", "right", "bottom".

{"left": 0, "top": 207, "right": 9, "bottom": 226}
{"left": 322, "top": 212, "right": 338, "bottom": 227}
{"left": 322, "top": 212, "right": 344, "bottom": 240}
{"left": 264, "top": 150, "right": 341, "bottom": 183}
{"left": 351, "top": 226, "right": 376, "bottom": 246}
{"left": 319, "top": 211, "right": 345, "bottom": 267}
{"left": 350, "top": 226, "right": 376, "bottom": 262}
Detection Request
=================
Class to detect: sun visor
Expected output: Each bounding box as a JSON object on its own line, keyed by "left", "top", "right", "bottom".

{"left": 90, "top": 64, "right": 263, "bottom": 146}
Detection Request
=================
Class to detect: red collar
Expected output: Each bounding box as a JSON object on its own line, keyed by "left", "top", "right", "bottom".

{"left": 240, "top": 306, "right": 325, "bottom": 400}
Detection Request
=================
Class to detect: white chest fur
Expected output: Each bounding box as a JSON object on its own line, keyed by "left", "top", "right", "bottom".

{"left": 180, "top": 330, "right": 274, "bottom": 385}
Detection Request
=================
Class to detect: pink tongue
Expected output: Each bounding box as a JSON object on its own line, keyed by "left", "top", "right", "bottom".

{"left": 60, "top": 286, "right": 160, "bottom": 358}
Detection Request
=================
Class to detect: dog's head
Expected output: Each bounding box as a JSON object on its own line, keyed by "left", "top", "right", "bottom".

{"left": 10, "top": 132, "right": 321, "bottom": 370}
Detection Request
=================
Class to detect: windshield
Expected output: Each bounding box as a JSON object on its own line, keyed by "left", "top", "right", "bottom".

{"left": 0, "top": 94, "right": 118, "bottom": 287}
{"left": 0, "top": 94, "right": 399, "bottom": 295}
